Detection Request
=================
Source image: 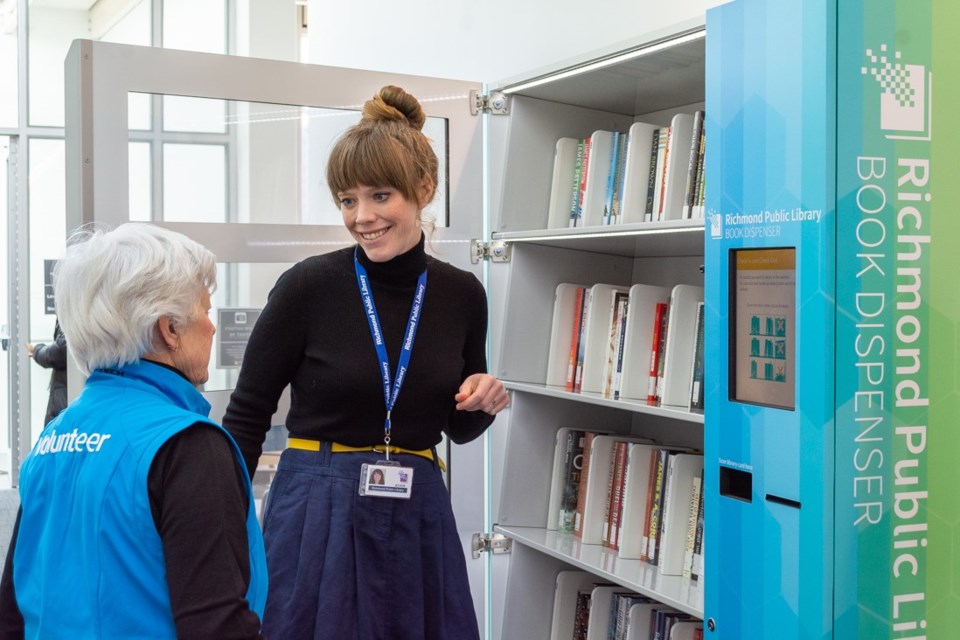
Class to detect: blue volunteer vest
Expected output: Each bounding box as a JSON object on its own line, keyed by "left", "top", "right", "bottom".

{"left": 14, "top": 360, "right": 267, "bottom": 639}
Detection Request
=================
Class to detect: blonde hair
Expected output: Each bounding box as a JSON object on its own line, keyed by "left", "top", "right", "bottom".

{"left": 326, "top": 85, "right": 438, "bottom": 209}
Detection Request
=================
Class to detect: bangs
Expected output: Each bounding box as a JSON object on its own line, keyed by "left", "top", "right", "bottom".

{"left": 327, "top": 125, "right": 420, "bottom": 202}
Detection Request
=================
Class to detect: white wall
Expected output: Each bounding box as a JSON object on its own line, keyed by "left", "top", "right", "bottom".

{"left": 307, "top": 0, "right": 718, "bottom": 83}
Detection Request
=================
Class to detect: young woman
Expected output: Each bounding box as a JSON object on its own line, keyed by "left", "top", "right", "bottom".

{"left": 224, "top": 85, "right": 508, "bottom": 639}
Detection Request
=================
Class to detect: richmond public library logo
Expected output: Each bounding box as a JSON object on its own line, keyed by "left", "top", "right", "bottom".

{"left": 862, "top": 44, "right": 933, "bottom": 141}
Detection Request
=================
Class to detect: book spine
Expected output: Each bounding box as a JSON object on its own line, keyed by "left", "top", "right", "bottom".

{"left": 689, "top": 302, "right": 706, "bottom": 412}
{"left": 611, "top": 132, "right": 629, "bottom": 225}
{"left": 647, "top": 302, "right": 668, "bottom": 404}
{"left": 683, "top": 469, "right": 703, "bottom": 578}
{"left": 573, "top": 432, "right": 596, "bottom": 537}
{"left": 602, "top": 440, "right": 620, "bottom": 546}
{"left": 573, "top": 288, "right": 593, "bottom": 393}
{"left": 640, "top": 447, "right": 660, "bottom": 561}
{"left": 608, "top": 440, "right": 629, "bottom": 551}
{"left": 654, "top": 302, "right": 671, "bottom": 402}
{"left": 603, "top": 132, "right": 621, "bottom": 225}
{"left": 692, "top": 123, "right": 706, "bottom": 218}
{"left": 654, "top": 126, "right": 671, "bottom": 221}
{"left": 647, "top": 449, "right": 669, "bottom": 565}
{"left": 682, "top": 111, "right": 705, "bottom": 219}
{"left": 558, "top": 430, "right": 585, "bottom": 532}
{"left": 612, "top": 296, "right": 630, "bottom": 400}
{"left": 569, "top": 139, "right": 585, "bottom": 227}
{"left": 691, "top": 472, "right": 705, "bottom": 581}
{"left": 566, "top": 287, "right": 586, "bottom": 391}
{"left": 576, "top": 137, "right": 592, "bottom": 227}
{"left": 644, "top": 128, "right": 661, "bottom": 222}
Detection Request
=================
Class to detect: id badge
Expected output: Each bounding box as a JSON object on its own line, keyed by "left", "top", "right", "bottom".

{"left": 359, "top": 463, "right": 414, "bottom": 499}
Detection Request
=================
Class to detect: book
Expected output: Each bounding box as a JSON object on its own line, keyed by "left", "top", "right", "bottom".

{"left": 619, "top": 121, "right": 658, "bottom": 223}
{"left": 558, "top": 430, "right": 586, "bottom": 533}
{"left": 545, "top": 283, "right": 588, "bottom": 388}
{"left": 546, "top": 427, "right": 581, "bottom": 531}
{"left": 573, "top": 287, "right": 593, "bottom": 392}
{"left": 579, "top": 284, "right": 629, "bottom": 394}
{"left": 689, "top": 301, "right": 706, "bottom": 412}
{"left": 577, "top": 434, "right": 651, "bottom": 545}
{"left": 641, "top": 448, "right": 665, "bottom": 562}
{"left": 584, "top": 585, "right": 622, "bottom": 640}
{"left": 691, "top": 121, "right": 707, "bottom": 219}
{"left": 691, "top": 477, "right": 706, "bottom": 582}
{"left": 660, "top": 285, "right": 705, "bottom": 407}
{"left": 610, "top": 132, "right": 630, "bottom": 225}
{"left": 580, "top": 130, "right": 617, "bottom": 227}
{"left": 653, "top": 301, "right": 671, "bottom": 403}
{"left": 602, "top": 131, "right": 622, "bottom": 225}
{"left": 606, "top": 440, "right": 629, "bottom": 550}
{"left": 659, "top": 112, "right": 695, "bottom": 220}
{"left": 573, "top": 137, "right": 591, "bottom": 227}
{"left": 602, "top": 290, "right": 629, "bottom": 398}
{"left": 657, "top": 453, "right": 704, "bottom": 575}
{"left": 611, "top": 295, "right": 630, "bottom": 399}
{"left": 573, "top": 431, "right": 598, "bottom": 537}
{"left": 681, "top": 110, "right": 705, "bottom": 219}
{"left": 567, "top": 286, "right": 587, "bottom": 391}
{"left": 649, "top": 127, "right": 669, "bottom": 221}
{"left": 682, "top": 468, "right": 703, "bottom": 578}
{"left": 617, "top": 284, "right": 671, "bottom": 402}
{"left": 645, "top": 449, "right": 669, "bottom": 564}
{"left": 546, "top": 137, "right": 581, "bottom": 229}
{"left": 549, "top": 571, "right": 599, "bottom": 640}
{"left": 617, "top": 443, "right": 658, "bottom": 560}
{"left": 572, "top": 588, "right": 592, "bottom": 640}
{"left": 647, "top": 302, "right": 669, "bottom": 404}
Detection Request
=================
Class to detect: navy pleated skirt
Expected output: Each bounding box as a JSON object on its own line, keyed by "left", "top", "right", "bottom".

{"left": 260, "top": 443, "right": 481, "bottom": 640}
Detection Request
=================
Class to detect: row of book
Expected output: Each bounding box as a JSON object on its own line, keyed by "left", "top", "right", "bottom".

{"left": 546, "top": 111, "right": 706, "bottom": 229}
{"left": 551, "top": 571, "right": 703, "bottom": 640}
{"left": 546, "top": 281, "right": 705, "bottom": 412}
{"left": 547, "top": 430, "right": 705, "bottom": 578}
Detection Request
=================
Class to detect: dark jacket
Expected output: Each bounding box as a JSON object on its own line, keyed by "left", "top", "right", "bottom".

{"left": 31, "top": 321, "right": 67, "bottom": 425}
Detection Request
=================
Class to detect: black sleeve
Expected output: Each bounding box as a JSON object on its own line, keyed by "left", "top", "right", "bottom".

{"left": 149, "top": 424, "right": 263, "bottom": 640}
{"left": 445, "top": 275, "right": 496, "bottom": 444}
{"left": 32, "top": 323, "right": 67, "bottom": 371}
{"left": 0, "top": 508, "right": 25, "bottom": 639}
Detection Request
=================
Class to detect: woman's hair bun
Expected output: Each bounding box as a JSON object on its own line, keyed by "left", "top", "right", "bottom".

{"left": 361, "top": 85, "right": 426, "bottom": 131}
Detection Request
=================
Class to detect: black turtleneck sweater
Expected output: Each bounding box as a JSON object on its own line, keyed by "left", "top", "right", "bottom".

{"left": 223, "top": 236, "right": 495, "bottom": 478}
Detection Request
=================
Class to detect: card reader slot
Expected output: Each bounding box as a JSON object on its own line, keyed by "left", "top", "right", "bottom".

{"left": 765, "top": 494, "right": 801, "bottom": 509}
{"left": 719, "top": 466, "right": 752, "bottom": 503}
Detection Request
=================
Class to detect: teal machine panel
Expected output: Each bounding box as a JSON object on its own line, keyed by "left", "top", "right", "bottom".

{"left": 704, "top": 0, "right": 836, "bottom": 638}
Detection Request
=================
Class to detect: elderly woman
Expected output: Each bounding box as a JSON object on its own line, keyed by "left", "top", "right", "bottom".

{"left": 0, "top": 223, "right": 267, "bottom": 639}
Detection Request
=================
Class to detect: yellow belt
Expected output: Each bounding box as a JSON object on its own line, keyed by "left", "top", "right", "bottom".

{"left": 287, "top": 438, "right": 446, "bottom": 472}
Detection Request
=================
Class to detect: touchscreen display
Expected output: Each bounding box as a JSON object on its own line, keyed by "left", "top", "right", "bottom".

{"left": 729, "top": 248, "right": 796, "bottom": 410}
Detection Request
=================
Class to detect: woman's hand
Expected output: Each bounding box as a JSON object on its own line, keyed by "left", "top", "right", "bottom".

{"left": 455, "top": 373, "right": 510, "bottom": 415}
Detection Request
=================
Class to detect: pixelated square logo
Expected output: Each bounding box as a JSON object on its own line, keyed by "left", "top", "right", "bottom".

{"left": 709, "top": 212, "right": 722, "bottom": 239}
{"left": 862, "top": 45, "right": 932, "bottom": 141}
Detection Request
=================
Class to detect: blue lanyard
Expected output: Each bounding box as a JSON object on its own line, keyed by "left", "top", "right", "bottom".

{"left": 354, "top": 247, "right": 428, "bottom": 449}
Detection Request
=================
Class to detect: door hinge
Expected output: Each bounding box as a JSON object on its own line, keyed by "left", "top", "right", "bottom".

{"left": 470, "top": 239, "right": 511, "bottom": 264}
{"left": 471, "top": 532, "right": 512, "bottom": 559}
{"left": 469, "top": 89, "right": 510, "bottom": 116}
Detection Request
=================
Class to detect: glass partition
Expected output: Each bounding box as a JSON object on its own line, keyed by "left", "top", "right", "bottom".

{"left": 128, "top": 94, "right": 450, "bottom": 227}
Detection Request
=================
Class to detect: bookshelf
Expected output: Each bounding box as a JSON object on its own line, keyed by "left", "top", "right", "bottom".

{"left": 487, "top": 18, "right": 707, "bottom": 640}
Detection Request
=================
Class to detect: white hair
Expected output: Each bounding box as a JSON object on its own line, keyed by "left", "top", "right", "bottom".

{"left": 54, "top": 223, "right": 217, "bottom": 375}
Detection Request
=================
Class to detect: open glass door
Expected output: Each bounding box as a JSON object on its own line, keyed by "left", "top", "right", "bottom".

{"left": 63, "top": 39, "right": 493, "bottom": 635}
